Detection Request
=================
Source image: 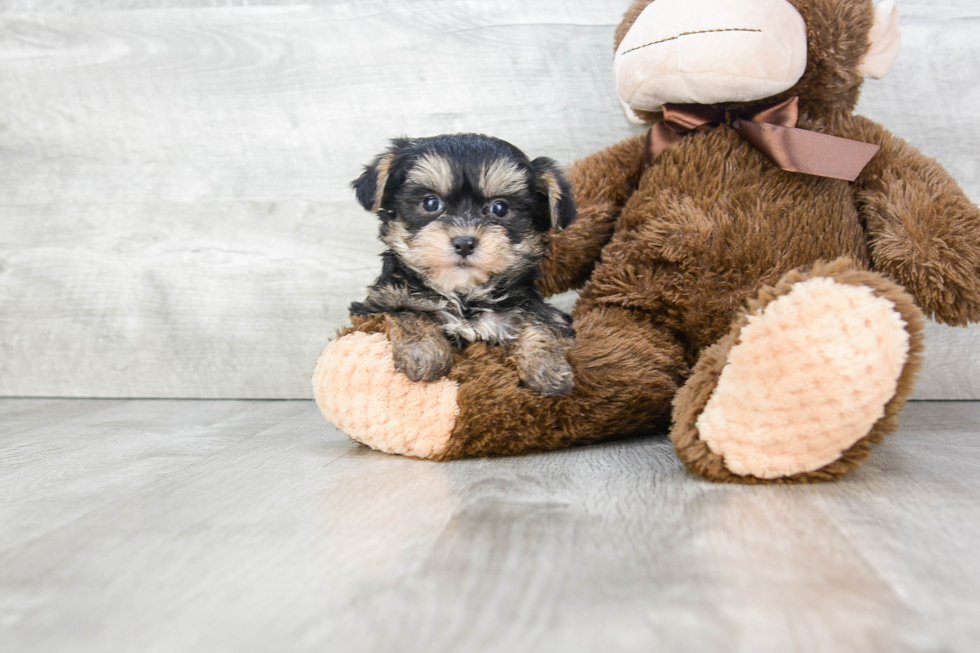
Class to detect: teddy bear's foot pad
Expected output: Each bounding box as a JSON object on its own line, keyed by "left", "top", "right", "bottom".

{"left": 696, "top": 277, "right": 911, "bottom": 479}
{"left": 313, "top": 332, "right": 460, "bottom": 459}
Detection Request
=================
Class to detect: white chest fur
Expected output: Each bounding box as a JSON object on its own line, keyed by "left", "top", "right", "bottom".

{"left": 438, "top": 310, "right": 517, "bottom": 345}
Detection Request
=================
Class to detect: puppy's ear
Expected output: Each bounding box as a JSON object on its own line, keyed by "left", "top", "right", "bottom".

{"left": 531, "top": 157, "right": 576, "bottom": 231}
{"left": 351, "top": 140, "right": 408, "bottom": 213}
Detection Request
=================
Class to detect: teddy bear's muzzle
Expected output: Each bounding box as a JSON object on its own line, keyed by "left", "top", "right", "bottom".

{"left": 614, "top": 0, "right": 809, "bottom": 113}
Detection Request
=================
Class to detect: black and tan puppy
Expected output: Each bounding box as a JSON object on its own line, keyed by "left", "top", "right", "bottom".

{"left": 349, "top": 133, "right": 577, "bottom": 396}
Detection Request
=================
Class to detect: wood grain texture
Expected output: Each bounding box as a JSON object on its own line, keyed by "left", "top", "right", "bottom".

{"left": 1, "top": 399, "right": 979, "bottom": 652}
{"left": 0, "top": 0, "right": 977, "bottom": 398}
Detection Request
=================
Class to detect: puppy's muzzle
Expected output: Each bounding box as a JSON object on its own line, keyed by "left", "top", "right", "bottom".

{"left": 451, "top": 236, "right": 478, "bottom": 258}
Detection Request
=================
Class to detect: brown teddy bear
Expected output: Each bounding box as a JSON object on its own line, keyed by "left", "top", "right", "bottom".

{"left": 313, "top": 0, "right": 980, "bottom": 483}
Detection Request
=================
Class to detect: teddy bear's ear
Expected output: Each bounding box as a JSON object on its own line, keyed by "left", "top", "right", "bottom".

{"left": 619, "top": 98, "right": 648, "bottom": 125}
{"left": 531, "top": 157, "right": 577, "bottom": 231}
{"left": 859, "top": 0, "right": 901, "bottom": 79}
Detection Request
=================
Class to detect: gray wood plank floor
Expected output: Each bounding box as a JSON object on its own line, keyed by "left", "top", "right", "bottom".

{"left": 1, "top": 400, "right": 979, "bottom": 653}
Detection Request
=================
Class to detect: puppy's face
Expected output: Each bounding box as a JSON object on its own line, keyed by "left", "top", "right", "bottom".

{"left": 352, "top": 134, "right": 576, "bottom": 295}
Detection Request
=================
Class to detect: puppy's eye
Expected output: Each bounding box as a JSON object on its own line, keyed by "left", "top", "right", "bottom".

{"left": 490, "top": 201, "right": 509, "bottom": 218}
{"left": 422, "top": 196, "right": 443, "bottom": 213}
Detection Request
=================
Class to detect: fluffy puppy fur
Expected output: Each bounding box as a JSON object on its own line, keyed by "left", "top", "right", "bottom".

{"left": 349, "top": 134, "right": 578, "bottom": 396}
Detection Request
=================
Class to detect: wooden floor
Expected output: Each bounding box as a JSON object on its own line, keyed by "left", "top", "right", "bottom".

{"left": 1, "top": 400, "right": 979, "bottom": 652}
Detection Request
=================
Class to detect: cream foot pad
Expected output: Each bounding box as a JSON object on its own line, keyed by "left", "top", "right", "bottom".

{"left": 313, "top": 332, "right": 460, "bottom": 459}
{"left": 697, "top": 278, "right": 911, "bottom": 479}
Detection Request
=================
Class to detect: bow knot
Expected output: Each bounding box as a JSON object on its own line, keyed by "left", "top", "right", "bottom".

{"left": 643, "top": 97, "right": 879, "bottom": 182}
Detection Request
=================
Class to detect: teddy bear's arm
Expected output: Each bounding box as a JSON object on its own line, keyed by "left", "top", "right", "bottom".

{"left": 845, "top": 116, "right": 980, "bottom": 326}
{"left": 538, "top": 134, "right": 647, "bottom": 297}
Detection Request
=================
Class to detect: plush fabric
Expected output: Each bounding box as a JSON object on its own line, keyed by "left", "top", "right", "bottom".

{"left": 313, "top": 328, "right": 459, "bottom": 459}
{"left": 859, "top": 0, "right": 901, "bottom": 79}
{"left": 615, "top": 0, "right": 809, "bottom": 113}
{"left": 670, "top": 261, "right": 926, "bottom": 484}
{"left": 314, "top": 0, "right": 980, "bottom": 483}
{"left": 696, "top": 277, "right": 911, "bottom": 479}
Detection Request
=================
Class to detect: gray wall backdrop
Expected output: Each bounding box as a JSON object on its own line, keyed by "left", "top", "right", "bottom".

{"left": 1, "top": 0, "right": 978, "bottom": 399}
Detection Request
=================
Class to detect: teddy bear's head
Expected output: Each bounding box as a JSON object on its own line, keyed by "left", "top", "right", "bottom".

{"left": 614, "top": 0, "right": 901, "bottom": 123}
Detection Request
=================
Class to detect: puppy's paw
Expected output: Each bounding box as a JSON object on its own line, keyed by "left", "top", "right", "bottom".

{"left": 518, "top": 350, "right": 574, "bottom": 397}
{"left": 392, "top": 337, "right": 454, "bottom": 383}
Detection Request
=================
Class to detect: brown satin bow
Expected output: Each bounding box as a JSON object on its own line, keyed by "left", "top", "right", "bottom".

{"left": 643, "top": 97, "right": 880, "bottom": 182}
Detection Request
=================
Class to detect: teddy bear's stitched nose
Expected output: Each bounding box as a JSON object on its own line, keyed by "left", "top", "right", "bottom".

{"left": 452, "top": 236, "right": 478, "bottom": 257}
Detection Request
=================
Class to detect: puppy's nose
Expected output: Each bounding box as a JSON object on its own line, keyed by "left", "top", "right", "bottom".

{"left": 451, "top": 236, "right": 478, "bottom": 258}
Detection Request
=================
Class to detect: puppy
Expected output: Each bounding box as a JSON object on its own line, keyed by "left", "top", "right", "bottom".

{"left": 349, "top": 133, "right": 577, "bottom": 397}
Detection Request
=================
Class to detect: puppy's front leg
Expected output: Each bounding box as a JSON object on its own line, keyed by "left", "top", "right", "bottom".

{"left": 389, "top": 312, "right": 454, "bottom": 383}
{"left": 513, "top": 323, "right": 574, "bottom": 397}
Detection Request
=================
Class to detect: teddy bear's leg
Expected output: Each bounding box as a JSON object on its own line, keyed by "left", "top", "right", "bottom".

{"left": 314, "top": 307, "right": 689, "bottom": 460}
{"left": 670, "top": 259, "right": 925, "bottom": 484}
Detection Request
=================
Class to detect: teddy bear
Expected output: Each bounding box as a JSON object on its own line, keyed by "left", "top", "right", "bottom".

{"left": 313, "top": 0, "right": 980, "bottom": 483}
